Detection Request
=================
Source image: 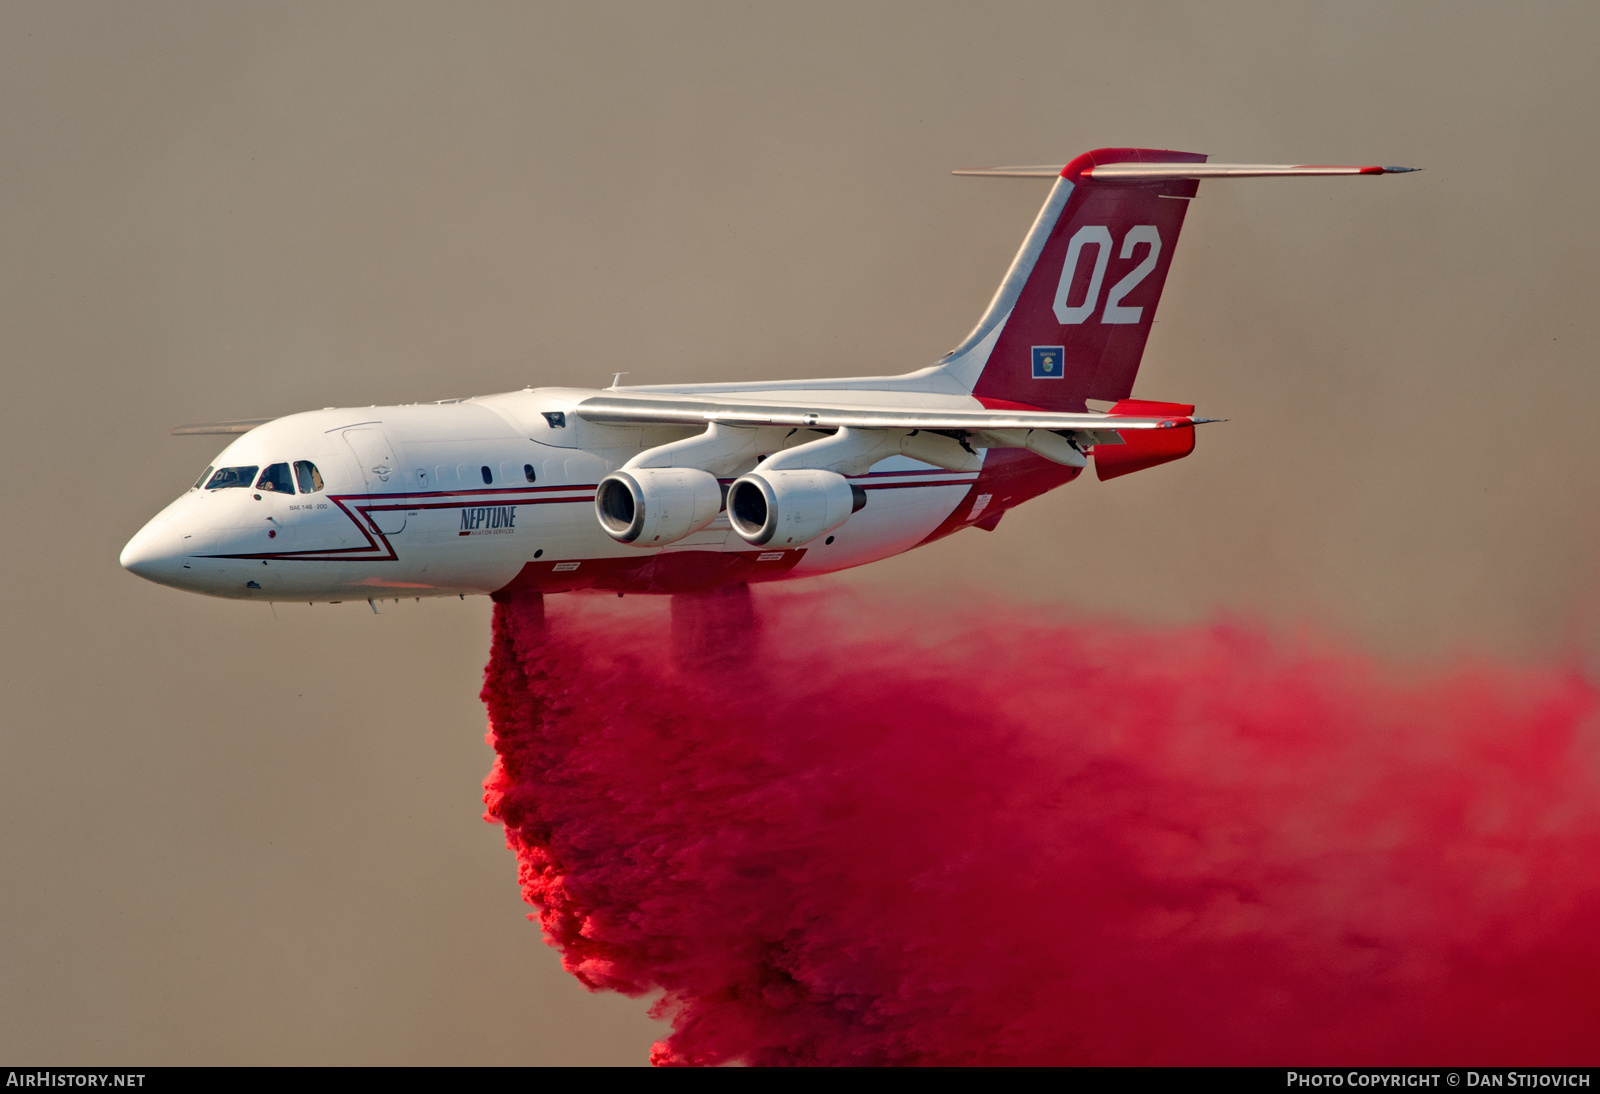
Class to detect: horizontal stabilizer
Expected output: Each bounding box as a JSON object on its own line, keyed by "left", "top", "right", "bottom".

{"left": 951, "top": 165, "right": 1071, "bottom": 178}
{"left": 1087, "top": 163, "right": 1420, "bottom": 180}
{"left": 169, "top": 418, "right": 274, "bottom": 436}
{"left": 953, "top": 163, "right": 1420, "bottom": 179}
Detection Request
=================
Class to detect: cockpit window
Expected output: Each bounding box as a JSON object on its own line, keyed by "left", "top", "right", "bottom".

{"left": 192, "top": 466, "right": 214, "bottom": 491}
{"left": 293, "top": 460, "right": 324, "bottom": 493}
{"left": 256, "top": 463, "right": 294, "bottom": 493}
{"left": 206, "top": 466, "right": 259, "bottom": 490}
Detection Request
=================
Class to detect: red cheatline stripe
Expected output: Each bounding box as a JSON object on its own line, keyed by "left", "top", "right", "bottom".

{"left": 204, "top": 476, "right": 976, "bottom": 563}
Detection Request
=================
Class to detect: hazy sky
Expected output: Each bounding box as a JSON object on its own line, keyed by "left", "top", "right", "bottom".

{"left": 4, "top": 1, "right": 1599, "bottom": 1065}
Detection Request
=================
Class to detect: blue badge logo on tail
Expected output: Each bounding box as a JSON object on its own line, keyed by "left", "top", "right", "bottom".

{"left": 1032, "top": 345, "right": 1065, "bottom": 380}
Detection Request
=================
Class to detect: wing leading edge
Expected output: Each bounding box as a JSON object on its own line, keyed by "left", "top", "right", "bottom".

{"left": 574, "top": 393, "right": 1215, "bottom": 434}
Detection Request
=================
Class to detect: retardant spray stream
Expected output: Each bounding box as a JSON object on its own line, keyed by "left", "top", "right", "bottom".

{"left": 481, "top": 589, "right": 1600, "bottom": 1066}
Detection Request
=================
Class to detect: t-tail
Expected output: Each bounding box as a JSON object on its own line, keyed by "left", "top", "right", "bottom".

{"left": 935, "top": 149, "right": 1418, "bottom": 420}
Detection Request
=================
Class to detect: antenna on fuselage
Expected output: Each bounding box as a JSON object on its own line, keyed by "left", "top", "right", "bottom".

{"left": 609, "top": 372, "right": 629, "bottom": 390}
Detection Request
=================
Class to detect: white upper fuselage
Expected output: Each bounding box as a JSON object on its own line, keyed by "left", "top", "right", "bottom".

{"left": 120, "top": 383, "right": 995, "bottom": 602}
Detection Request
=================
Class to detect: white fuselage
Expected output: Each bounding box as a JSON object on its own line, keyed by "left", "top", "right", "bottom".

{"left": 121, "top": 385, "right": 1002, "bottom": 602}
{"left": 130, "top": 144, "right": 1387, "bottom": 601}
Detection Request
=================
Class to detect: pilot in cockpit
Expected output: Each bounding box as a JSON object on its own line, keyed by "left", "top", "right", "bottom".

{"left": 256, "top": 463, "right": 294, "bottom": 494}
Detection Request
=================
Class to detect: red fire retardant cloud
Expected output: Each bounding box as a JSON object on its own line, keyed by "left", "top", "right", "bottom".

{"left": 481, "top": 590, "right": 1600, "bottom": 1066}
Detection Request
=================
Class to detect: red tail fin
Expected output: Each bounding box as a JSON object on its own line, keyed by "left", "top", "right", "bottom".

{"left": 951, "top": 148, "right": 1205, "bottom": 412}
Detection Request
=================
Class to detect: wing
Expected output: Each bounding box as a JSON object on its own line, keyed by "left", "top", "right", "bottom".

{"left": 574, "top": 392, "right": 1219, "bottom": 474}
{"left": 575, "top": 393, "right": 1211, "bottom": 435}
{"left": 169, "top": 418, "right": 275, "bottom": 436}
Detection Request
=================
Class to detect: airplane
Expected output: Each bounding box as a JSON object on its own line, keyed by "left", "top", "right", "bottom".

{"left": 120, "top": 148, "right": 1414, "bottom": 610}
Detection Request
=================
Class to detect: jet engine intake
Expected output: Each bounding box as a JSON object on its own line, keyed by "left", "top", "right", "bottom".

{"left": 595, "top": 467, "right": 723, "bottom": 546}
{"left": 726, "top": 469, "right": 865, "bottom": 548}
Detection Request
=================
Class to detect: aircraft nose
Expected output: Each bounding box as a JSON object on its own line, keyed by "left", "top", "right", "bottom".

{"left": 120, "top": 516, "right": 185, "bottom": 583}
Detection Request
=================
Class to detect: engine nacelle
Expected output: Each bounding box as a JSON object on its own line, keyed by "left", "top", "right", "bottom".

{"left": 594, "top": 467, "right": 723, "bottom": 546}
{"left": 726, "top": 469, "right": 866, "bottom": 548}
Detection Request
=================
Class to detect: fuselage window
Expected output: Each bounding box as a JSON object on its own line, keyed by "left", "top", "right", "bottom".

{"left": 256, "top": 463, "right": 294, "bottom": 494}
{"left": 293, "top": 460, "right": 325, "bottom": 493}
{"left": 192, "top": 466, "right": 214, "bottom": 491}
{"left": 524, "top": 463, "right": 537, "bottom": 483}
{"left": 481, "top": 465, "right": 493, "bottom": 484}
{"left": 206, "top": 466, "right": 259, "bottom": 490}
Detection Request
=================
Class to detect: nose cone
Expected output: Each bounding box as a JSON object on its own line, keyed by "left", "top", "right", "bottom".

{"left": 120, "top": 516, "right": 188, "bottom": 586}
